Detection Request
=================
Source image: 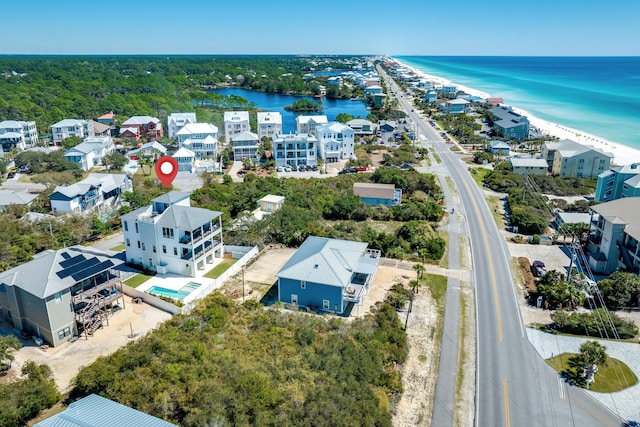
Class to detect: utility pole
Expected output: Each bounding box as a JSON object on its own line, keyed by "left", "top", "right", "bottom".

{"left": 404, "top": 290, "right": 414, "bottom": 330}
{"left": 242, "top": 264, "right": 245, "bottom": 302}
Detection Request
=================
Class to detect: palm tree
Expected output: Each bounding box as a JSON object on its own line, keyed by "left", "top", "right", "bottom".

{"left": 412, "top": 264, "right": 425, "bottom": 294}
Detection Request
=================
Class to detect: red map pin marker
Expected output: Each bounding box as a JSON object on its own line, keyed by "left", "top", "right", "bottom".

{"left": 155, "top": 156, "right": 178, "bottom": 188}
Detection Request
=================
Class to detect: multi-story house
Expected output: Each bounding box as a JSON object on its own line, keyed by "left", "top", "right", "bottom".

{"left": 121, "top": 192, "right": 223, "bottom": 277}
{"left": 315, "top": 122, "right": 355, "bottom": 163}
{"left": 489, "top": 106, "right": 530, "bottom": 140}
{"left": 273, "top": 133, "right": 318, "bottom": 168}
{"left": 541, "top": 139, "right": 612, "bottom": 178}
{"left": 346, "top": 118, "right": 375, "bottom": 136}
{"left": 587, "top": 198, "right": 640, "bottom": 274}
{"left": 232, "top": 131, "right": 260, "bottom": 162}
{"left": 176, "top": 122, "right": 218, "bottom": 158}
{"left": 0, "top": 245, "right": 125, "bottom": 347}
{"left": 51, "top": 119, "right": 94, "bottom": 146}
{"left": 50, "top": 173, "right": 132, "bottom": 214}
{"left": 296, "top": 115, "right": 328, "bottom": 134}
{"left": 63, "top": 136, "right": 115, "bottom": 171}
{"left": 276, "top": 236, "right": 380, "bottom": 315}
{"left": 172, "top": 147, "right": 196, "bottom": 172}
{"left": 120, "top": 116, "right": 163, "bottom": 141}
{"left": 439, "top": 84, "right": 458, "bottom": 95}
{"left": 167, "top": 112, "right": 197, "bottom": 138}
{"left": 125, "top": 141, "right": 167, "bottom": 160}
{"left": 224, "top": 111, "right": 250, "bottom": 143}
{"left": 508, "top": 158, "right": 549, "bottom": 176}
{"left": 257, "top": 112, "right": 282, "bottom": 140}
{"left": 442, "top": 98, "right": 470, "bottom": 114}
{"left": 0, "top": 120, "right": 38, "bottom": 151}
{"left": 595, "top": 163, "right": 640, "bottom": 202}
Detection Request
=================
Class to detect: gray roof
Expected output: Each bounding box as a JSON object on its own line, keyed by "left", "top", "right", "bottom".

{"left": 556, "top": 212, "right": 591, "bottom": 225}
{"left": 489, "top": 106, "right": 528, "bottom": 123}
{"left": 0, "top": 190, "right": 38, "bottom": 207}
{"left": 121, "top": 116, "right": 160, "bottom": 125}
{"left": 126, "top": 141, "right": 167, "bottom": 156}
{"left": 591, "top": 198, "right": 640, "bottom": 241}
{"left": 153, "top": 191, "right": 191, "bottom": 205}
{"left": 490, "top": 140, "right": 510, "bottom": 149}
{"left": 231, "top": 130, "right": 259, "bottom": 142}
{"left": 155, "top": 205, "right": 221, "bottom": 230}
{"left": 0, "top": 246, "right": 123, "bottom": 299}
{"left": 64, "top": 141, "right": 104, "bottom": 155}
{"left": 51, "top": 174, "right": 129, "bottom": 199}
{"left": 52, "top": 119, "right": 87, "bottom": 128}
{"left": 545, "top": 139, "right": 612, "bottom": 159}
{"left": 509, "top": 158, "right": 548, "bottom": 168}
{"left": 353, "top": 182, "right": 396, "bottom": 199}
{"left": 35, "top": 394, "right": 176, "bottom": 427}
{"left": 624, "top": 174, "right": 640, "bottom": 188}
{"left": 277, "top": 236, "right": 368, "bottom": 287}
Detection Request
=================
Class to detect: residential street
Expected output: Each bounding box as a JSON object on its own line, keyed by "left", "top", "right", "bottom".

{"left": 380, "top": 68, "right": 623, "bottom": 427}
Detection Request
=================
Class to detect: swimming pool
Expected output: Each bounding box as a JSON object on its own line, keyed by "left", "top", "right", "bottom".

{"left": 147, "top": 282, "right": 202, "bottom": 301}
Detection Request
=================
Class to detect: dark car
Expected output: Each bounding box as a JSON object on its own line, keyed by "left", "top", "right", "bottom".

{"left": 310, "top": 165, "right": 318, "bottom": 171}
{"left": 531, "top": 266, "right": 546, "bottom": 278}
{"left": 532, "top": 260, "right": 545, "bottom": 268}
{"left": 7, "top": 172, "right": 16, "bottom": 179}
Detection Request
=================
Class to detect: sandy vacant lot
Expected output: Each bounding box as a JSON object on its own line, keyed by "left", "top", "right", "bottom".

{"left": 8, "top": 300, "right": 171, "bottom": 392}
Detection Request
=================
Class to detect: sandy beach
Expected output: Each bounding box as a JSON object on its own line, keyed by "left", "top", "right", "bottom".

{"left": 394, "top": 60, "right": 640, "bottom": 166}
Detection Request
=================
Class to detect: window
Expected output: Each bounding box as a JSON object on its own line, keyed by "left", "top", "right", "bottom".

{"left": 137, "top": 241, "right": 141, "bottom": 249}
{"left": 135, "top": 222, "right": 139, "bottom": 233}
{"left": 323, "top": 300, "right": 330, "bottom": 310}
{"left": 124, "top": 221, "right": 128, "bottom": 232}
{"left": 173, "top": 247, "right": 178, "bottom": 256}
{"left": 57, "top": 327, "right": 71, "bottom": 340}
{"left": 141, "top": 243, "right": 146, "bottom": 250}
{"left": 291, "top": 294, "right": 298, "bottom": 304}
{"left": 162, "top": 245, "right": 167, "bottom": 254}
{"left": 149, "top": 258, "right": 153, "bottom": 267}
{"left": 152, "top": 245, "right": 156, "bottom": 253}
{"left": 162, "top": 227, "right": 174, "bottom": 239}
{"left": 54, "top": 292, "right": 63, "bottom": 303}
{"left": 301, "top": 281, "right": 306, "bottom": 289}
{"left": 126, "top": 238, "right": 130, "bottom": 247}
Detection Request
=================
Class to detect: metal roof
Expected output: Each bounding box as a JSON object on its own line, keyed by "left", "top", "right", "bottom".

{"left": 155, "top": 205, "right": 221, "bottom": 230}
{"left": 353, "top": 182, "right": 396, "bottom": 199}
{"left": 35, "top": 394, "right": 176, "bottom": 427}
{"left": 152, "top": 191, "right": 191, "bottom": 205}
{"left": 176, "top": 122, "right": 218, "bottom": 135}
{"left": 0, "top": 246, "right": 123, "bottom": 299}
{"left": 257, "top": 112, "right": 282, "bottom": 125}
{"left": 591, "top": 198, "right": 640, "bottom": 241}
{"left": 277, "top": 236, "right": 368, "bottom": 287}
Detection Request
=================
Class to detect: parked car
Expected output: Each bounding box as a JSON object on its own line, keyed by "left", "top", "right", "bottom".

{"left": 290, "top": 165, "right": 298, "bottom": 172}
{"left": 531, "top": 266, "right": 546, "bottom": 278}
{"left": 276, "top": 166, "right": 284, "bottom": 172}
{"left": 532, "top": 260, "right": 545, "bottom": 268}
{"left": 284, "top": 166, "right": 292, "bottom": 172}
{"left": 310, "top": 165, "right": 318, "bottom": 171}
{"left": 7, "top": 172, "right": 16, "bottom": 179}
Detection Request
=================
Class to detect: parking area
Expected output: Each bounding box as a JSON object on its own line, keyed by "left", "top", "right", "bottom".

{"left": 507, "top": 241, "right": 571, "bottom": 277}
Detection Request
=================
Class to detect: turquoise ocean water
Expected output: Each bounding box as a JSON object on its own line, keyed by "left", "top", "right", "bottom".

{"left": 395, "top": 56, "right": 640, "bottom": 150}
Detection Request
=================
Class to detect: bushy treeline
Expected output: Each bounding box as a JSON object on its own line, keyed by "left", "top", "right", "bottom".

{"left": 0, "top": 55, "right": 339, "bottom": 133}
{"left": 191, "top": 168, "right": 446, "bottom": 260}
{"left": 72, "top": 294, "right": 406, "bottom": 426}
{"left": 550, "top": 308, "right": 639, "bottom": 339}
{"left": 0, "top": 362, "right": 61, "bottom": 427}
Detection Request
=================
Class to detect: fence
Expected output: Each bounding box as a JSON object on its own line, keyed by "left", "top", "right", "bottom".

{"left": 180, "top": 245, "right": 259, "bottom": 313}
{"left": 121, "top": 284, "right": 182, "bottom": 315}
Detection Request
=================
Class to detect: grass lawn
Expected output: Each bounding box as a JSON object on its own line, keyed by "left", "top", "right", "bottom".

{"left": 123, "top": 273, "right": 153, "bottom": 289}
{"left": 486, "top": 196, "right": 505, "bottom": 229}
{"left": 425, "top": 274, "right": 448, "bottom": 308}
{"left": 546, "top": 353, "right": 638, "bottom": 393}
{"left": 204, "top": 258, "right": 237, "bottom": 279}
{"left": 134, "top": 164, "right": 158, "bottom": 181}
{"left": 469, "top": 167, "right": 491, "bottom": 187}
{"left": 109, "top": 244, "right": 125, "bottom": 252}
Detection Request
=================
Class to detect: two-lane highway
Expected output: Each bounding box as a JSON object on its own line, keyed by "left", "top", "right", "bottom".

{"left": 380, "top": 68, "right": 623, "bottom": 426}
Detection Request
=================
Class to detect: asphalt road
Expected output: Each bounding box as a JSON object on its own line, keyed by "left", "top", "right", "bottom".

{"left": 380, "top": 68, "right": 623, "bottom": 427}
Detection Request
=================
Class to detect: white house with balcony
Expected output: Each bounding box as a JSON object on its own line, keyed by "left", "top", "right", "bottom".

{"left": 51, "top": 119, "right": 94, "bottom": 146}
{"left": 49, "top": 173, "right": 132, "bottom": 215}
{"left": 172, "top": 147, "right": 196, "bottom": 172}
{"left": 63, "top": 136, "right": 115, "bottom": 171}
{"left": 273, "top": 133, "right": 317, "bottom": 167}
{"left": 167, "top": 112, "right": 197, "bottom": 138}
{"left": 0, "top": 120, "right": 38, "bottom": 151}
{"left": 296, "top": 115, "right": 328, "bottom": 134}
{"left": 121, "top": 191, "right": 224, "bottom": 277}
{"left": 315, "top": 122, "right": 355, "bottom": 163}
{"left": 232, "top": 131, "right": 260, "bottom": 162}
{"left": 257, "top": 112, "right": 282, "bottom": 140}
{"left": 176, "top": 122, "right": 218, "bottom": 158}
{"left": 542, "top": 139, "right": 613, "bottom": 178}
{"left": 224, "top": 111, "right": 250, "bottom": 143}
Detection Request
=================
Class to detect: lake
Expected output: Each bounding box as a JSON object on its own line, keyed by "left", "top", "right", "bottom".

{"left": 212, "top": 88, "right": 370, "bottom": 133}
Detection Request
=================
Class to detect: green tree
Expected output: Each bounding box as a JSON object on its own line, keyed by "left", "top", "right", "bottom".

{"left": 597, "top": 271, "right": 640, "bottom": 309}
{"left": 578, "top": 340, "right": 607, "bottom": 367}
{"left": 336, "top": 113, "right": 355, "bottom": 123}
{"left": 412, "top": 263, "right": 425, "bottom": 281}
{"left": 60, "top": 135, "right": 83, "bottom": 150}
{"left": 103, "top": 152, "right": 128, "bottom": 171}
{"left": 0, "top": 335, "right": 21, "bottom": 370}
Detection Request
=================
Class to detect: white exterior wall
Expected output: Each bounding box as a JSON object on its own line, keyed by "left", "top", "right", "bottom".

{"left": 51, "top": 120, "right": 94, "bottom": 145}
{"left": 51, "top": 198, "right": 80, "bottom": 214}
{"left": 224, "top": 112, "right": 250, "bottom": 143}
{"left": 167, "top": 113, "right": 197, "bottom": 138}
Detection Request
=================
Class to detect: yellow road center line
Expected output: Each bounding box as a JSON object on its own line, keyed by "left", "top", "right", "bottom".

{"left": 503, "top": 378, "right": 511, "bottom": 427}
{"left": 459, "top": 175, "right": 504, "bottom": 341}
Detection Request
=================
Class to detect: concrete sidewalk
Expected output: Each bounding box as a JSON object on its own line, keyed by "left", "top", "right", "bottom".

{"left": 527, "top": 328, "right": 640, "bottom": 421}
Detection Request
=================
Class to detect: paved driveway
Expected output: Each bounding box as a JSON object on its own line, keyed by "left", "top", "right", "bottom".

{"left": 507, "top": 241, "right": 571, "bottom": 276}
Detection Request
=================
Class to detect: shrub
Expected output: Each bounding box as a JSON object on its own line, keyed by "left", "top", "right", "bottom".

{"left": 550, "top": 308, "right": 639, "bottom": 339}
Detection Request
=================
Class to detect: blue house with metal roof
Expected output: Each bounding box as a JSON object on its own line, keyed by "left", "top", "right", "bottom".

{"left": 276, "top": 236, "right": 380, "bottom": 315}
{"left": 35, "top": 394, "right": 176, "bottom": 427}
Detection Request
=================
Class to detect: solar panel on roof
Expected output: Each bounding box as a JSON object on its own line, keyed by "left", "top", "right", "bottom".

{"left": 71, "top": 260, "right": 115, "bottom": 282}
{"left": 60, "top": 252, "right": 71, "bottom": 260}
{"left": 56, "top": 257, "right": 101, "bottom": 279}
{"left": 59, "top": 254, "right": 87, "bottom": 269}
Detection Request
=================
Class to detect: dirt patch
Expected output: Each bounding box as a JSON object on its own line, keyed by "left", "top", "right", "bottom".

{"left": 517, "top": 256, "right": 537, "bottom": 294}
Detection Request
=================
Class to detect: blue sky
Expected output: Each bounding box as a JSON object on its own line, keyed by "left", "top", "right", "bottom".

{"left": 1, "top": 0, "right": 639, "bottom": 55}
